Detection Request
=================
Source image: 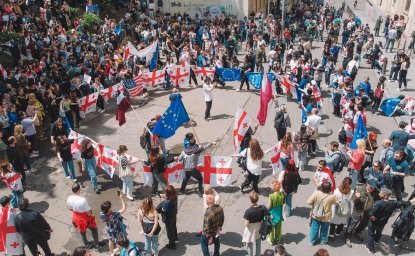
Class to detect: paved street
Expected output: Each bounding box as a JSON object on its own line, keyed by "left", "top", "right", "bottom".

{"left": 2, "top": 1, "right": 415, "bottom": 255}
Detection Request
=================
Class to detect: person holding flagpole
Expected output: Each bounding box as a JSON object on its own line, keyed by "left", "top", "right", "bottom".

{"left": 117, "top": 145, "right": 135, "bottom": 201}
{"left": 0, "top": 195, "right": 24, "bottom": 255}
{"left": 347, "top": 139, "right": 366, "bottom": 190}
{"left": 81, "top": 139, "right": 100, "bottom": 194}
{"left": 203, "top": 77, "right": 214, "bottom": 121}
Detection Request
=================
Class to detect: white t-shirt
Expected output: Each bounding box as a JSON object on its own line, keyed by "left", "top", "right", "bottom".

{"left": 67, "top": 195, "right": 91, "bottom": 213}
{"left": 305, "top": 114, "right": 321, "bottom": 130}
{"left": 203, "top": 83, "right": 213, "bottom": 102}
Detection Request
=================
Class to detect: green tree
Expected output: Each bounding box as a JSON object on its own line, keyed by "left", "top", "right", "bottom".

{"left": 80, "top": 13, "right": 102, "bottom": 33}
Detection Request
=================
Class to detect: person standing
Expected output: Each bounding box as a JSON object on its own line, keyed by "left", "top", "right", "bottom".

{"left": 117, "top": 145, "right": 135, "bottom": 201}
{"left": 383, "top": 150, "right": 409, "bottom": 201}
{"left": 293, "top": 124, "right": 310, "bottom": 172}
{"left": 398, "top": 56, "right": 410, "bottom": 91}
{"left": 323, "top": 141, "right": 343, "bottom": 173}
{"left": 203, "top": 77, "right": 214, "bottom": 121}
{"left": 201, "top": 194, "right": 225, "bottom": 256}
{"left": 385, "top": 26, "right": 397, "bottom": 53}
{"left": 99, "top": 196, "right": 127, "bottom": 253}
{"left": 0, "top": 163, "right": 24, "bottom": 208}
{"left": 347, "top": 139, "right": 366, "bottom": 190}
{"left": 267, "top": 180, "right": 285, "bottom": 245}
{"left": 13, "top": 125, "right": 32, "bottom": 174}
{"left": 67, "top": 183, "right": 101, "bottom": 249}
{"left": 389, "top": 121, "right": 410, "bottom": 151}
{"left": 307, "top": 182, "right": 338, "bottom": 246}
{"left": 176, "top": 138, "right": 216, "bottom": 197}
{"left": 142, "top": 147, "right": 166, "bottom": 196}
{"left": 161, "top": 185, "right": 178, "bottom": 250}
{"left": 344, "top": 179, "right": 380, "bottom": 247}
{"left": 14, "top": 198, "right": 53, "bottom": 256}
{"left": 305, "top": 108, "right": 322, "bottom": 155}
{"left": 56, "top": 135, "right": 76, "bottom": 181}
{"left": 366, "top": 188, "right": 415, "bottom": 253}
{"left": 278, "top": 160, "right": 302, "bottom": 217}
{"left": 273, "top": 105, "right": 291, "bottom": 141}
{"left": 6, "top": 136, "right": 26, "bottom": 188}
{"left": 374, "top": 16, "right": 383, "bottom": 37}
{"left": 330, "top": 177, "right": 353, "bottom": 237}
{"left": 236, "top": 139, "right": 264, "bottom": 194}
{"left": 242, "top": 191, "right": 267, "bottom": 256}
{"left": 276, "top": 132, "right": 295, "bottom": 171}
{"left": 80, "top": 139, "right": 100, "bottom": 194}
{"left": 138, "top": 196, "right": 160, "bottom": 256}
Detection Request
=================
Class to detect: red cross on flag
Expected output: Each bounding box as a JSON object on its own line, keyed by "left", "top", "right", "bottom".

{"left": 94, "top": 144, "right": 119, "bottom": 178}
{"left": 79, "top": 92, "right": 99, "bottom": 118}
{"left": 68, "top": 130, "right": 97, "bottom": 160}
{"left": 266, "top": 144, "right": 282, "bottom": 175}
{"left": 194, "top": 67, "right": 215, "bottom": 81}
{"left": 100, "top": 84, "right": 120, "bottom": 102}
{"left": 167, "top": 66, "right": 190, "bottom": 88}
{"left": 0, "top": 64, "right": 7, "bottom": 79}
{"left": 142, "top": 70, "right": 165, "bottom": 88}
{"left": 1, "top": 172, "right": 23, "bottom": 192}
{"left": 0, "top": 207, "right": 23, "bottom": 255}
{"left": 279, "top": 75, "right": 293, "bottom": 95}
{"left": 140, "top": 161, "right": 184, "bottom": 186}
{"left": 198, "top": 155, "right": 232, "bottom": 187}
{"left": 233, "top": 106, "right": 254, "bottom": 153}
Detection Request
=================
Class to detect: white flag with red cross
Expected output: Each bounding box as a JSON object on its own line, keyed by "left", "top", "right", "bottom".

{"left": 100, "top": 83, "right": 120, "bottom": 102}
{"left": 140, "top": 161, "right": 184, "bottom": 186}
{"left": 0, "top": 64, "right": 7, "bottom": 79}
{"left": 142, "top": 70, "right": 165, "bottom": 89}
{"left": 68, "top": 130, "right": 98, "bottom": 160}
{"left": 278, "top": 75, "right": 294, "bottom": 95}
{"left": 167, "top": 66, "right": 190, "bottom": 88}
{"left": 0, "top": 207, "right": 23, "bottom": 255}
{"left": 94, "top": 144, "right": 119, "bottom": 178}
{"left": 233, "top": 106, "right": 255, "bottom": 153}
{"left": 79, "top": 92, "right": 99, "bottom": 118}
{"left": 198, "top": 155, "right": 232, "bottom": 187}
{"left": 266, "top": 144, "right": 282, "bottom": 175}
{"left": 194, "top": 67, "right": 215, "bottom": 81}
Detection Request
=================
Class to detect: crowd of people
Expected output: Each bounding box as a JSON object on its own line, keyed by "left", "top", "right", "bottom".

{"left": 2, "top": 0, "right": 415, "bottom": 255}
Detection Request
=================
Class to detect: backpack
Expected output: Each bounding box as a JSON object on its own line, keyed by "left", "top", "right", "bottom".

{"left": 392, "top": 204, "right": 415, "bottom": 241}
{"left": 313, "top": 194, "right": 329, "bottom": 219}
{"left": 338, "top": 127, "right": 347, "bottom": 145}
{"left": 333, "top": 151, "right": 347, "bottom": 172}
{"left": 335, "top": 198, "right": 352, "bottom": 217}
{"left": 350, "top": 64, "right": 358, "bottom": 78}
{"left": 274, "top": 112, "right": 286, "bottom": 129}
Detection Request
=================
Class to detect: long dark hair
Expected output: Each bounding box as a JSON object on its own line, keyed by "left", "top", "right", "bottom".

{"left": 165, "top": 185, "right": 177, "bottom": 201}
{"left": 283, "top": 159, "right": 299, "bottom": 185}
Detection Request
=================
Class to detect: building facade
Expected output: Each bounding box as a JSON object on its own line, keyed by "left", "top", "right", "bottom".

{"left": 365, "top": 0, "right": 414, "bottom": 47}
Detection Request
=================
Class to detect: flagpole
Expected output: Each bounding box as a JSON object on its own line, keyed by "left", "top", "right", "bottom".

{"left": 189, "top": 118, "right": 201, "bottom": 144}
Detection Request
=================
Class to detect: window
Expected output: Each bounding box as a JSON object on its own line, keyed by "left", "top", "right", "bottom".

{"left": 405, "top": 0, "right": 411, "bottom": 11}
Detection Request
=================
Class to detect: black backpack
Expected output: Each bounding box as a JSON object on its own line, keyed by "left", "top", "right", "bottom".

{"left": 274, "top": 112, "right": 286, "bottom": 129}
{"left": 392, "top": 204, "right": 415, "bottom": 241}
{"left": 338, "top": 127, "right": 347, "bottom": 144}
{"left": 333, "top": 152, "right": 347, "bottom": 172}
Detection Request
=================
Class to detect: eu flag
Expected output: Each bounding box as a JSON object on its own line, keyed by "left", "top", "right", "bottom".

{"left": 267, "top": 72, "right": 277, "bottom": 82}
{"left": 152, "top": 97, "right": 190, "bottom": 139}
{"left": 149, "top": 45, "right": 158, "bottom": 72}
{"left": 380, "top": 97, "right": 401, "bottom": 117}
{"left": 216, "top": 68, "right": 241, "bottom": 82}
{"left": 301, "top": 108, "right": 307, "bottom": 123}
{"left": 350, "top": 115, "right": 368, "bottom": 149}
{"left": 246, "top": 72, "right": 263, "bottom": 89}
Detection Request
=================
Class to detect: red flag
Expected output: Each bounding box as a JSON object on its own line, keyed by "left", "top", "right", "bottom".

{"left": 257, "top": 74, "right": 273, "bottom": 125}
{"left": 116, "top": 93, "right": 131, "bottom": 126}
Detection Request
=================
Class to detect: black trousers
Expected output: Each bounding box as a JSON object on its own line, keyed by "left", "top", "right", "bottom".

{"left": 241, "top": 170, "right": 260, "bottom": 193}
{"left": 239, "top": 73, "right": 250, "bottom": 90}
{"left": 189, "top": 69, "right": 198, "bottom": 85}
{"left": 165, "top": 216, "right": 177, "bottom": 245}
{"left": 367, "top": 221, "right": 385, "bottom": 251}
{"left": 26, "top": 239, "right": 52, "bottom": 256}
{"left": 308, "top": 139, "right": 317, "bottom": 154}
{"left": 276, "top": 128, "right": 287, "bottom": 141}
{"left": 329, "top": 223, "right": 344, "bottom": 235}
{"left": 392, "top": 178, "right": 404, "bottom": 201}
{"left": 345, "top": 211, "right": 362, "bottom": 239}
{"left": 180, "top": 170, "right": 203, "bottom": 193}
{"left": 354, "top": 210, "right": 370, "bottom": 233}
{"left": 205, "top": 101, "right": 212, "bottom": 119}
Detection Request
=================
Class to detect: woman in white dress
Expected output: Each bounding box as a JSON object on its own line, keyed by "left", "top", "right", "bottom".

{"left": 329, "top": 177, "right": 353, "bottom": 237}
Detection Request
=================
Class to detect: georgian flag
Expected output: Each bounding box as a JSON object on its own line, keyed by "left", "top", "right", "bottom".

{"left": 266, "top": 144, "right": 282, "bottom": 175}
{"left": 0, "top": 207, "right": 23, "bottom": 255}
{"left": 94, "top": 144, "right": 119, "bottom": 178}
{"left": 233, "top": 106, "right": 254, "bottom": 153}
{"left": 79, "top": 92, "right": 99, "bottom": 118}
{"left": 141, "top": 161, "right": 184, "bottom": 186}
{"left": 197, "top": 155, "right": 232, "bottom": 187}
{"left": 0, "top": 64, "right": 7, "bottom": 79}
{"left": 142, "top": 69, "right": 165, "bottom": 88}
{"left": 167, "top": 66, "right": 190, "bottom": 87}
{"left": 68, "top": 130, "right": 98, "bottom": 160}
{"left": 100, "top": 83, "right": 120, "bottom": 102}
{"left": 194, "top": 67, "right": 215, "bottom": 80}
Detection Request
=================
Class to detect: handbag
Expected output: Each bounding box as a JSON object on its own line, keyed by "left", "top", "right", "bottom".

{"left": 259, "top": 215, "right": 272, "bottom": 241}
{"left": 307, "top": 128, "right": 320, "bottom": 140}
{"left": 142, "top": 214, "right": 161, "bottom": 235}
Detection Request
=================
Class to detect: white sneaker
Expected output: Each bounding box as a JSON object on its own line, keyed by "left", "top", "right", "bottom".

{"left": 72, "top": 178, "right": 77, "bottom": 182}
{"left": 396, "top": 88, "right": 401, "bottom": 91}
{"left": 66, "top": 176, "right": 71, "bottom": 179}
{"left": 126, "top": 195, "right": 134, "bottom": 201}
{"left": 236, "top": 89, "right": 240, "bottom": 91}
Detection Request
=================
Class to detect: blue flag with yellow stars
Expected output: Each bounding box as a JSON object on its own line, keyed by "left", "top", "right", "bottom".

{"left": 246, "top": 72, "right": 263, "bottom": 89}
{"left": 380, "top": 97, "right": 401, "bottom": 117}
{"left": 152, "top": 97, "right": 190, "bottom": 139}
{"left": 216, "top": 68, "right": 241, "bottom": 82}
{"left": 350, "top": 115, "right": 368, "bottom": 149}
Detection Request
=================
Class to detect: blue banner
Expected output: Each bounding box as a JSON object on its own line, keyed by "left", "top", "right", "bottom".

{"left": 216, "top": 68, "right": 242, "bottom": 82}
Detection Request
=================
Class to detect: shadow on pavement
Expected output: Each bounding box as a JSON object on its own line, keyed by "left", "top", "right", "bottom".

{"left": 291, "top": 206, "right": 311, "bottom": 219}
{"left": 284, "top": 232, "right": 306, "bottom": 244}
{"left": 220, "top": 231, "right": 244, "bottom": 247}
{"left": 222, "top": 248, "right": 247, "bottom": 255}
{"left": 30, "top": 200, "right": 49, "bottom": 213}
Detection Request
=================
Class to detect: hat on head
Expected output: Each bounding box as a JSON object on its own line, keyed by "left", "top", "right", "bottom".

{"left": 0, "top": 195, "right": 11, "bottom": 207}
{"left": 366, "top": 178, "right": 377, "bottom": 188}
{"left": 380, "top": 188, "right": 392, "bottom": 196}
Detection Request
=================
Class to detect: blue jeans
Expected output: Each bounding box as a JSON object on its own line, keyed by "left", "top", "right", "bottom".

{"left": 11, "top": 190, "right": 24, "bottom": 208}
{"left": 201, "top": 234, "right": 220, "bottom": 256}
{"left": 385, "top": 38, "right": 395, "bottom": 52}
{"left": 85, "top": 158, "right": 97, "bottom": 189}
{"left": 121, "top": 175, "right": 134, "bottom": 197}
{"left": 297, "top": 151, "right": 307, "bottom": 170}
{"left": 62, "top": 160, "right": 75, "bottom": 179}
{"left": 144, "top": 234, "right": 158, "bottom": 255}
{"left": 246, "top": 238, "right": 261, "bottom": 256}
{"left": 285, "top": 194, "right": 293, "bottom": 217}
{"left": 349, "top": 169, "right": 358, "bottom": 191}
{"left": 310, "top": 218, "right": 329, "bottom": 245}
